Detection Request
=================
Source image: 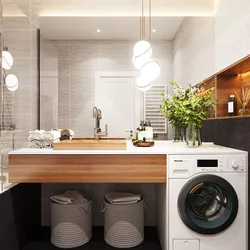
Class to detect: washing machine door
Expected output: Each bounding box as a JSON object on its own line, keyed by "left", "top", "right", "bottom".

{"left": 178, "top": 174, "right": 238, "bottom": 235}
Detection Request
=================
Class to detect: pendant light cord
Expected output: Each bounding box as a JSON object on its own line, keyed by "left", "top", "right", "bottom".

{"left": 142, "top": 0, "right": 144, "bottom": 40}
{"left": 149, "top": 0, "right": 151, "bottom": 42}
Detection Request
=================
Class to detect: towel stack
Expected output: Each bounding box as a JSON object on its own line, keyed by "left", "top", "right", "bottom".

{"left": 60, "top": 129, "right": 74, "bottom": 141}
{"left": 50, "top": 190, "right": 89, "bottom": 205}
{"left": 105, "top": 192, "right": 142, "bottom": 205}
{"left": 29, "top": 130, "right": 61, "bottom": 149}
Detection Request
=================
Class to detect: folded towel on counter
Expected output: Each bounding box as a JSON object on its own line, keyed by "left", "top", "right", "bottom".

{"left": 41, "top": 140, "right": 53, "bottom": 149}
{"left": 50, "top": 190, "right": 89, "bottom": 205}
{"left": 29, "top": 139, "right": 42, "bottom": 149}
{"left": 43, "top": 130, "right": 61, "bottom": 141}
{"left": 105, "top": 192, "right": 142, "bottom": 204}
{"left": 41, "top": 139, "right": 59, "bottom": 149}
{"left": 28, "top": 130, "right": 45, "bottom": 140}
{"left": 60, "top": 135, "right": 71, "bottom": 141}
{"left": 61, "top": 129, "right": 74, "bottom": 138}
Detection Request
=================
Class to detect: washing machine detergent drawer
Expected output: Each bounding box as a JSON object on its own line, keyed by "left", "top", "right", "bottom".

{"left": 173, "top": 239, "right": 199, "bottom": 250}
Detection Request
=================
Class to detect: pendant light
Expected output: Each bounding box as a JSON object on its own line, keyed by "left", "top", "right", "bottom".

{"left": 133, "top": 0, "right": 160, "bottom": 91}
{"left": 141, "top": 60, "right": 160, "bottom": 82}
{"left": 133, "top": 41, "right": 152, "bottom": 70}
{"left": 136, "top": 76, "right": 152, "bottom": 92}
{"left": 5, "top": 74, "right": 18, "bottom": 89}
{"left": 7, "top": 83, "right": 18, "bottom": 92}
{"left": 132, "top": 0, "right": 152, "bottom": 70}
{"left": 2, "top": 49, "right": 13, "bottom": 70}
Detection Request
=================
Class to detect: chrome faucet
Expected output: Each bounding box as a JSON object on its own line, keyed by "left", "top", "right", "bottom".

{"left": 93, "top": 107, "right": 108, "bottom": 139}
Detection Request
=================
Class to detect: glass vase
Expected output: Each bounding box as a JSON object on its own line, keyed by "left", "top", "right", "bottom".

{"left": 172, "top": 125, "right": 184, "bottom": 142}
{"left": 185, "top": 124, "right": 202, "bottom": 147}
{"left": 239, "top": 105, "right": 250, "bottom": 116}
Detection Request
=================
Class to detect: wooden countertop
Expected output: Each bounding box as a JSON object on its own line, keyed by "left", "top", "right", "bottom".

{"left": 9, "top": 141, "right": 245, "bottom": 184}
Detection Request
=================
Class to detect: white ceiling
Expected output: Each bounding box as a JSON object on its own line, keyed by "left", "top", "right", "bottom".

{"left": 3, "top": 0, "right": 214, "bottom": 40}
{"left": 39, "top": 17, "right": 184, "bottom": 40}
{"left": 32, "top": 0, "right": 214, "bottom": 17}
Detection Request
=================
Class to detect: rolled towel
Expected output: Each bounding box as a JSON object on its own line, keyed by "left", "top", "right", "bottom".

{"left": 42, "top": 139, "right": 53, "bottom": 149}
{"left": 29, "top": 139, "right": 42, "bottom": 149}
{"left": 105, "top": 192, "right": 142, "bottom": 204}
{"left": 61, "top": 129, "right": 74, "bottom": 138}
{"left": 28, "top": 130, "right": 45, "bottom": 140}
{"left": 43, "top": 130, "right": 61, "bottom": 141}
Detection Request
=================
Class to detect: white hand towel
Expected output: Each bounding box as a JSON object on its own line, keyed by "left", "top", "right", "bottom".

{"left": 43, "top": 130, "right": 61, "bottom": 141}
{"left": 29, "top": 139, "right": 42, "bottom": 149}
{"left": 28, "top": 130, "right": 45, "bottom": 140}
{"left": 42, "top": 139, "right": 53, "bottom": 149}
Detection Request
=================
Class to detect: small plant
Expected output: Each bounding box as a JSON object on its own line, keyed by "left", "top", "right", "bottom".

{"left": 159, "top": 82, "right": 217, "bottom": 129}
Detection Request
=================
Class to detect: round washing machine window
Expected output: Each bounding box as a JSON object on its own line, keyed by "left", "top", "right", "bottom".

{"left": 178, "top": 174, "right": 238, "bottom": 235}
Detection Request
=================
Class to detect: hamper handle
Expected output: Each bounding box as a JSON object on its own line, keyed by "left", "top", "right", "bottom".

{"left": 79, "top": 205, "right": 92, "bottom": 215}
{"left": 100, "top": 204, "right": 107, "bottom": 213}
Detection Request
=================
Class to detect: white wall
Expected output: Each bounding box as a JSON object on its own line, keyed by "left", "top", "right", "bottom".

{"left": 173, "top": 0, "right": 250, "bottom": 87}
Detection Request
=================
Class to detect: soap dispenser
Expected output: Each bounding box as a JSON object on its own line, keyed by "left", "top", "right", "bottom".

{"left": 145, "top": 120, "right": 153, "bottom": 142}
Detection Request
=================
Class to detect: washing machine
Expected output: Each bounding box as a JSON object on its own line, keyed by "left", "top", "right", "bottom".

{"left": 167, "top": 152, "right": 248, "bottom": 250}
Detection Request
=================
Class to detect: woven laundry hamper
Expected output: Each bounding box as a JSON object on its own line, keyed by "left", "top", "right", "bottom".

{"left": 50, "top": 199, "right": 92, "bottom": 249}
{"left": 103, "top": 199, "right": 144, "bottom": 248}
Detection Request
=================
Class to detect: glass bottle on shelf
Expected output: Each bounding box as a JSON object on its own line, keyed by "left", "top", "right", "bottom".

{"left": 228, "top": 95, "right": 237, "bottom": 116}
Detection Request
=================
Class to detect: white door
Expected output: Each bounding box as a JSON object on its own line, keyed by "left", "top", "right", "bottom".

{"left": 95, "top": 71, "right": 141, "bottom": 138}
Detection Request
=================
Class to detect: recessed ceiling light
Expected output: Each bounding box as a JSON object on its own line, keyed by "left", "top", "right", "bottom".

{"left": 96, "top": 29, "right": 101, "bottom": 32}
{"left": 152, "top": 29, "right": 156, "bottom": 32}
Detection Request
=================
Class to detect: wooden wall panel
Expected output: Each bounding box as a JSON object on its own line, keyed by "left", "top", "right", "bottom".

{"left": 9, "top": 154, "right": 167, "bottom": 183}
{"left": 216, "top": 75, "right": 241, "bottom": 117}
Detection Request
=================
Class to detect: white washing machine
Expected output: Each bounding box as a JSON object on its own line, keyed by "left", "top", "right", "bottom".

{"left": 167, "top": 153, "right": 248, "bottom": 250}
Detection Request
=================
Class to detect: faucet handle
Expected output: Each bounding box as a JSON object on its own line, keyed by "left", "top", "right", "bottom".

{"left": 125, "top": 130, "right": 133, "bottom": 138}
{"left": 97, "top": 109, "right": 102, "bottom": 119}
{"left": 93, "top": 107, "right": 98, "bottom": 118}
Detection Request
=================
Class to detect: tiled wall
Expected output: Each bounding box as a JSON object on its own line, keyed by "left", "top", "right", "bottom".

{"left": 50, "top": 40, "right": 173, "bottom": 137}
{"left": 173, "top": 0, "right": 250, "bottom": 87}
{"left": 42, "top": 183, "right": 157, "bottom": 227}
{"left": 40, "top": 36, "right": 58, "bottom": 130}
{"left": 173, "top": 17, "right": 215, "bottom": 87}
{"left": 0, "top": 1, "right": 39, "bottom": 190}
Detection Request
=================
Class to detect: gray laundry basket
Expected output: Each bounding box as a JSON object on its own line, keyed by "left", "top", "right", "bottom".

{"left": 50, "top": 199, "right": 92, "bottom": 248}
{"left": 103, "top": 199, "right": 144, "bottom": 248}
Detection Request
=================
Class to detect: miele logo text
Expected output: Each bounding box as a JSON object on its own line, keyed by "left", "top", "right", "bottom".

{"left": 174, "top": 160, "right": 183, "bottom": 162}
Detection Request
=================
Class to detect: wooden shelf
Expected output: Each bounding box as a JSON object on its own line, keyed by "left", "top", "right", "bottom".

{"left": 205, "top": 115, "right": 250, "bottom": 120}
{"left": 199, "top": 54, "right": 250, "bottom": 120}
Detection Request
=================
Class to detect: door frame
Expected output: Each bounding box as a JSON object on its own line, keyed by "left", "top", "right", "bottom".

{"left": 95, "top": 71, "right": 141, "bottom": 135}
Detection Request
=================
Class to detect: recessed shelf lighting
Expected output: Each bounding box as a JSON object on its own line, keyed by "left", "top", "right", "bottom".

{"left": 152, "top": 29, "right": 156, "bottom": 32}
{"left": 96, "top": 29, "right": 101, "bottom": 32}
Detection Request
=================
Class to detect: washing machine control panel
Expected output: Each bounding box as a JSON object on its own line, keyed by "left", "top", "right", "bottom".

{"left": 168, "top": 155, "right": 247, "bottom": 178}
{"left": 197, "top": 156, "right": 247, "bottom": 173}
